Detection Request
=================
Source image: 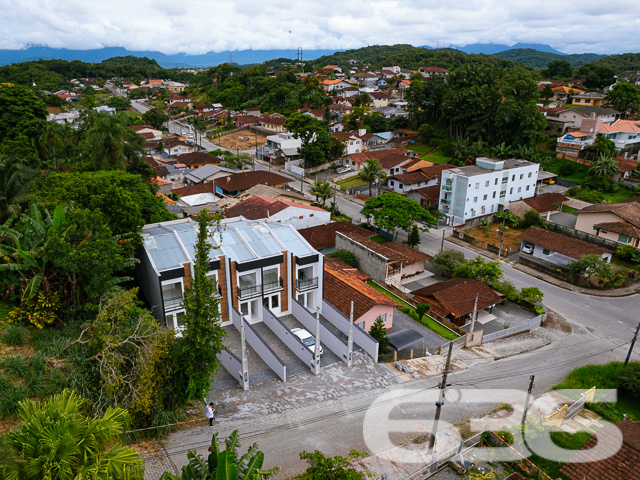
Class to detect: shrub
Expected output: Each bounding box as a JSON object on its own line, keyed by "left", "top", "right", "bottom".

{"left": 2, "top": 324, "right": 27, "bottom": 346}
{"left": 617, "top": 245, "right": 640, "bottom": 263}
{"left": 2, "top": 356, "right": 29, "bottom": 378}
{"left": 0, "top": 382, "right": 28, "bottom": 417}
{"left": 522, "top": 210, "right": 544, "bottom": 229}
{"left": 328, "top": 249, "right": 359, "bottom": 268}
{"left": 8, "top": 292, "right": 60, "bottom": 329}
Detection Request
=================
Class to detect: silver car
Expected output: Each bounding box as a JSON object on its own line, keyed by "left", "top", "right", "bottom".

{"left": 291, "top": 328, "right": 324, "bottom": 357}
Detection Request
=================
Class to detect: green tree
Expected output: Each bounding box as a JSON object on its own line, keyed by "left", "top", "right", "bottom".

{"left": 368, "top": 315, "right": 390, "bottom": 358}
{"left": 585, "top": 135, "right": 616, "bottom": 159}
{"left": 0, "top": 157, "right": 38, "bottom": 222}
{"left": 606, "top": 83, "right": 640, "bottom": 117}
{"left": 82, "top": 112, "right": 145, "bottom": 171}
{"left": 407, "top": 223, "right": 421, "bottom": 248}
{"left": 0, "top": 83, "right": 47, "bottom": 155}
{"left": 568, "top": 254, "right": 615, "bottom": 281}
{"left": 588, "top": 154, "right": 618, "bottom": 179}
{"left": 174, "top": 210, "right": 226, "bottom": 404}
{"left": 358, "top": 158, "right": 387, "bottom": 197}
{"left": 36, "top": 121, "right": 67, "bottom": 169}
{"left": 578, "top": 63, "right": 616, "bottom": 90}
{"left": 415, "top": 302, "right": 431, "bottom": 324}
{"left": 361, "top": 192, "right": 435, "bottom": 235}
{"left": 545, "top": 60, "right": 573, "bottom": 79}
{"left": 2, "top": 390, "right": 143, "bottom": 480}
{"left": 295, "top": 450, "right": 372, "bottom": 480}
{"left": 309, "top": 179, "right": 333, "bottom": 206}
{"left": 540, "top": 84, "right": 554, "bottom": 101}
{"left": 328, "top": 249, "right": 359, "bottom": 268}
{"left": 520, "top": 287, "right": 544, "bottom": 304}
{"left": 452, "top": 256, "right": 503, "bottom": 284}
{"left": 431, "top": 248, "right": 466, "bottom": 277}
{"left": 224, "top": 153, "right": 253, "bottom": 170}
{"left": 142, "top": 107, "right": 169, "bottom": 129}
{"left": 522, "top": 209, "right": 544, "bottom": 229}
{"left": 159, "top": 430, "right": 279, "bottom": 480}
{"left": 616, "top": 245, "right": 640, "bottom": 263}
{"left": 284, "top": 113, "right": 331, "bottom": 168}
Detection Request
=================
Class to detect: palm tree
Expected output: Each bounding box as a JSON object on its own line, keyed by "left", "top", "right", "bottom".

{"left": 82, "top": 112, "right": 145, "bottom": 171}
{"left": 37, "top": 121, "right": 66, "bottom": 169}
{"left": 589, "top": 154, "right": 618, "bottom": 179}
{"left": 309, "top": 179, "right": 333, "bottom": 206}
{"left": 359, "top": 158, "right": 386, "bottom": 197}
{"left": 159, "top": 430, "right": 279, "bottom": 480}
{"left": 490, "top": 142, "right": 513, "bottom": 160}
{"left": 0, "top": 157, "right": 37, "bottom": 222}
{"left": 3, "top": 390, "right": 143, "bottom": 480}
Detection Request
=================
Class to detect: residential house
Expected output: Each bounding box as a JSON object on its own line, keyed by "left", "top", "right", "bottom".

{"left": 264, "top": 132, "right": 302, "bottom": 162}
{"left": 556, "top": 131, "right": 595, "bottom": 157}
{"left": 551, "top": 85, "right": 585, "bottom": 105}
{"left": 223, "top": 195, "right": 330, "bottom": 229}
{"left": 547, "top": 106, "right": 618, "bottom": 131}
{"left": 343, "top": 148, "right": 414, "bottom": 174}
{"left": 361, "top": 131, "right": 393, "bottom": 151}
{"left": 570, "top": 92, "right": 606, "bottom": 107}
{"left": 614, "top": 157, "right": 639, "bottom": 181}
{"left": 323, "top": 65, "right": 343, "bottom": 73}
{"left": 214, "top": 171, "right": 291, "bottom": 196}
{"left": 170, "top": 151, "right": 223, "bottom": 170}
{"left": 130, "top": 124, "right": 162, "bottom": 139}
{"left": 519, "top": 227, "right": 613, "bottom": 266}
{"left": 407, "top": 185, "right": 442, "bottom": 207}
{"left": 374, "top": 106, "right": 409, "bottom": 119}
{"left": 259, "top": 114, "right": 287, "bottom": 133}
{"left": 137, "top": 217, "right": 324, "bottom": 329}
{"left": 153, "top": 176, "right": 172, "bottom": 196}
{"left": 164, "top": 81, "right": 187, "bottom": 93}
{"left": 387, "top": 171, "right": 432, "bottom": 194}
{"left": 599, "top": 119, "right": 640, "bottom": 152}
{"left": 332, "top": 131, "right": 363, "bottom": 155}
{"left": 411, "top": 278, "right": 502, "bottom": 327}
{"left": 354, "top": 72, "right": 379, "bottom": 87}
{"left": 508, "top": 192, "right": 569, "bottom": 219}
{"left": 164, "top": 138, "right": 195, "bottom": 157}
{"left": 217, "top": 184, "right": 312, "bottom": 210}
{"left": 319, "top": 79, "right": 351, "bottom": 92}
{"left": 299, "top": 108, "right": 326, "bottom": 121}
{"left": 324, "top": 258, "right": 397, "bottom": 331}
{"left": 183, "top": 164, "right": 235, "bottom": 185}
{"left": 178, "top": 192, "right": 220, "bottom": 208}
{"left": 381, "top": 66, "right": 401, "bottom": 74}
{"left": 233, "top": 115, "right": 260, "bottom": 128}
{"left": 172, "top": 182, "right": 215, "bottom": 198}
{"left": 439, "top": 158, "right": 539, "bottom": 224}
{"left": 418, "top": 66, "right": 449, "bottom": 78}
{"left": 167, "top": 101, "right": 193, "bottom": 111}
{"left": 335, "top": 232, "right": 433, "bottom": 292}
{"left": 47, "top": 109, "right": 82, "bottom": 125}
{"left": 368, "top": 91, "right": 396, "bottom": 108}
{"left": 560, "top": 420, "right": 640, "bottom": 480}
{"left": 298, "top": 221, "right": 375, "bottom": 254}
{"left": 575, "top": 200, "right": 640, "bottom": 247}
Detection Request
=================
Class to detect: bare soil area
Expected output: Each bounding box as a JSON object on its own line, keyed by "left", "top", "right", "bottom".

{"left": 211, "top": 130, "right": 268, "bottom": 151}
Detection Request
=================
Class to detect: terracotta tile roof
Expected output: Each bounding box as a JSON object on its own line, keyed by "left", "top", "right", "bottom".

{"left": 416, "top": 163, "right": 453, "bottom": 179}
{"left": 298, "top": 221, "right": 374, "bottom": 250}
{"left": 561, "top": 420, "right": 640, "bottom": 480}
{"left": 412, "top": 278, "right": 502, "bottom": 319}
{"left": 338, "top": 232, "right": 432, "bottom": 266}
{"left": 223, "top": 195, "right": 325, "bottom": 220}
{"left": 615, "top": 156, "right": 639, "bottom": 173}
{"left": 144, "top": 155, "right": 158, "bottom": 168}
{"left": 518, "top": 227, "right": 608, "bottom": 259}
{"left": 599, "top": 119, "right": 640, "bottom": 134}
{"left": 504, "top": 474, "right": 527, "bottom": 480}
{"left": 155, "top": 165, "right": 170, "bottom": 177}
{"left": 217, "top": 171, "right": 291, "bottom": 193}
{"left": 594, "top": 221, "right": 640, "bottom": 238}
{"left": 234, "top": 115, "right": 260, "bottom": 124}
{"left": 522, "top": 193, "right": 569, "bottom": 213}
{"left": 299, "top": 108, "right": 326, "bottom": 118}
{"left": 130, "top": 124, "right": 154, "bottom": 131}
{"left": 420, "top": 66, "right": 449, "bottom": 73}
{"left": 156, "top": 192, "right": 176, "bottom": 205}
{"left": 413, "top": 185, "right": 441, "bottom": 204}
{"left": 173, "top": 152, "right": 222, "bottom": 167}
{"left": 579, "top": 201, "right": 640, "bottom": 227}
{"left": 348, "top": 148, "right": 412, "bottom": 168}
{"left": 324, "top": 258, "right": 398, "bottom": 320}
{"left": 389, "top": 171, "right": 429, "bottom": 185}
{"left": 552, "top": 85, "right": 585, "bottom": 94}
{"left": 370, "top": 91, "right": 394, "bottom": 99}
{"left": 140, "top": 131, "right": 155, "bottom": 139}
{"left": 168, "top": 101, "right": 192, "bottom": 108}
{"left": 164, "top": 138, "right": 191, "bottom": 149}
{"left": 154, "top": 176, "right": 169, "bottom": 186}
{"left": 172, "top": 182, "right": 214, "bottom": 196}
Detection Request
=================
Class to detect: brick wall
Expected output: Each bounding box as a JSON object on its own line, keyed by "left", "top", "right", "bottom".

{"left": 218, "top": 256, "right": 229, "bottom": 322}
{"left": 281, "top": 252, "right": 289, "bottom": 311}
{"left": 230, "top": 261, "right": 239, "bottom": 311}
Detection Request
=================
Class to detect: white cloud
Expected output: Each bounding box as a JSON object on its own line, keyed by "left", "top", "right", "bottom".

{"left": 1, "top": 0, "right": 639, "bottom": 54}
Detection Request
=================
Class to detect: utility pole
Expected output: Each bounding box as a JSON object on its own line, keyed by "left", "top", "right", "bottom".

{"left": 428, "top": 341, "right": 453, "bottom": 457}
{"left": 521, "top": 375, "right": 535, "bottom": 425}
{"left": 497, "top": 216, "right": 506, "bottom": 261}
{"left": 470, "top": 292, "right": 479, "bottom": 332}
{"left": 625, "top": 319, "right": 640, "bottom": 367}
{"left": 440, "top": 230, "right": 445, "bottom": 252}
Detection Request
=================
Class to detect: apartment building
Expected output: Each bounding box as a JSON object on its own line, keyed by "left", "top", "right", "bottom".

{"left": 137, "top": 217, "right": 324, "bottom": 332}
{"left": 439, "top": 157, "right": 539, "bottom": 224}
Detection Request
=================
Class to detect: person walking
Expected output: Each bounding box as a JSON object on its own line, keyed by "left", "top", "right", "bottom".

{"left": 205, "top": 402, "right": 215, "bottom": 427}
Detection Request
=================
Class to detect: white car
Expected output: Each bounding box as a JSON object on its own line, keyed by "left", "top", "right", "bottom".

{"left": 522, "top": 244, "right": 534, "bottom": 254}
{"left": 336, "top": 165, "right": 352, "bottom": 174}
{"left": 291, "top": 328, "right": 324, "bottom": 357}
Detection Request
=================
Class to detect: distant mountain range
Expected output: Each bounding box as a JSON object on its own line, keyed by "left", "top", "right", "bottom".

{"left": 0, "top": 46, "right": 340, "bottom": 68}
{"left": 453, "top": 43, "right": 565, "bottom": 55}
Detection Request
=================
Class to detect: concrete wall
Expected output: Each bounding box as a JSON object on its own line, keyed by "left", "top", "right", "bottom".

{"left": 335, "top": 232, "right": 388, "bottom": 282}
{"left": 554, "top": 223, "right": 635, "bottom": 252}
{"left": 217, "top": 349, "right": 249, "bottom": 390}
{"left": 322, "top": 299, "right": 379, "bottom": 361}
{"left": 530, "top": 243, "right": 575, "bottom": 267}
{"left": 136, "top": 250, "right": 164, "bottom": 322}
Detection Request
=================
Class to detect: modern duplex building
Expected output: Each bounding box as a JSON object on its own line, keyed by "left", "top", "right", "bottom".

{"left": 439, "top": 157, "right": 539, "bottom": 225}
{"left": 137, "top": 217, "right": 324, "bottom": 331}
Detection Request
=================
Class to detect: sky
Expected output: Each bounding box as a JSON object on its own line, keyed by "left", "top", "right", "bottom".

{"left": 2, "top": 0, "right": 640, "bottom": 55}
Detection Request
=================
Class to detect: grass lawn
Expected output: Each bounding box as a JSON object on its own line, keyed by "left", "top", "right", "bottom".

{"left": 602, "top": 186, "right": 637, "bottom": 203}
{"left": 370, "top": 234, "right": 388, "bottom": 243}
{"left": 543, "top": 158, "right": 590, "bottom": 184}
{"left": 398, "top": 306, "right": 459, "bottom": 340}
{"left": 367, "top": 281, "right": 412, "bottom": 308}
{"left": 561, "top": 204, "right": 578, "bottom": 215}
{"left": 336, "top": 175, "right": 367, "bottom": 190}
{"left": 527, "top": 431, "right": 592, "bottom": 480}
{"left": 422, "top": 149, "right": 452, "bottom": 164}
{"left": 122, "top": 109, "right": 142, "bottom": 119}
{"left": 406, "top": 143, "right": 433, "bottom": 156}
{"left": 554, "top": 362, "right": 640, "bottom": 422}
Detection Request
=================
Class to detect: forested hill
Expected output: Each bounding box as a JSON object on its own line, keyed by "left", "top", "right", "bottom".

{"left": 494, "top": 48, "right": 606, "bottom": 69}
{"left": 587, "top": 53, "right": 640, "bottom": 75}
{"left": 310, "top": 45, "right": 513, "bottom": 71}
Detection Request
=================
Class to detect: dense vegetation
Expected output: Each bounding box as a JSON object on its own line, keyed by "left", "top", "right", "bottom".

{"left": 494, "top": 48, "right": 605, "bottom": 69}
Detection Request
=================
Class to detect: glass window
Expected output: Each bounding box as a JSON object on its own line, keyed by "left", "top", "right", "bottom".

{"left": 528, "top": 172, "right": 532, "bottom": 178}
{"left": 475, "top": 182, "right": 479, "bottom": 189}
{"left": 473, "top": 197, "right": 478, "bottom": 203}
{"left": 240, "top": 302, "right": 249, "bottom": 316}
{"left": 509, "top": 188, "right": 513, "bottom": 194}
{"left": 512, "top": 175, "right": 515, "bottom": 181}
{"left": 162, "top": 282, "right": 182, "bottom": 301}
{"left": 542, "top": 248, "right": 550, "bottom": 255}
{"left": 520, "top": 174, "right": 523, "bottom": 180}
{"left": 526, "top": 185, "right": 530, "bottom": 191}
{"left": 492, "top": 192, "right": 496, "bottom": 198}
{"left": 239, "top": 273, "right": 256, "bottom": 291}
{"left": 271, "top": 294, "right": 279, "bottom": 309}
{"left": 485, "top": 181, "right": 489, "bottom": 187}
{"left": 483, "top": 194, "right": 487, "bottom": 200}
{"left": 494, "top": 178, "right": 498, "bottom": 185}
{"left": 618, "top": 234, "right": 631, "bottom": 243}
{"left": 175, "top": 311, "right": 185, "bottom": 327}
{"left": 518, "top": 187, "right": 521, "bottom": 193}
{"left": 263, "top": 267, "right": 278, "bottom": 286}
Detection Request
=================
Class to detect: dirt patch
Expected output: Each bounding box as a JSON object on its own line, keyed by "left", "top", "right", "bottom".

{"left": 211, "top": 130, "right": 268, "bottom": 151}
{"left": 543, "top": 310, "right": 572, "bottom": 334}
{"left": 463, "top": 225, "right": 526, "bottom": 254}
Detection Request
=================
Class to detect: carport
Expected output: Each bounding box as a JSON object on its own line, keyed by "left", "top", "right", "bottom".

{"left": 387, "top": 329, "right": 424, "bottom": 351}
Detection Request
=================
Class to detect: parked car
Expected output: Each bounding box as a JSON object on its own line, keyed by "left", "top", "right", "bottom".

{"left": 522, "top": 244, "right": 534, "bottom": 254}
{"left": 291, "top": 328, "right": 324, "bottom": 357}
{"left": 336, "top": 165, "right": 352, "bottom": 174}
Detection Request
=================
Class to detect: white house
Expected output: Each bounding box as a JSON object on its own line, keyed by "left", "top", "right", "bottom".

{"left": 224, "top": 195, "right": 331, "bottom": 230}
{"left": 599, "top": 119, "right": 640, "bottom": 152}
{"left": 439, "top": 157, "right": 539, "bottom": 224}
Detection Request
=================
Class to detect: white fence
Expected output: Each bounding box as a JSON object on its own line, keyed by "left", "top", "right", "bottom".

{"left": 482, "top": 309, "right": 546, "bottom": 344}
